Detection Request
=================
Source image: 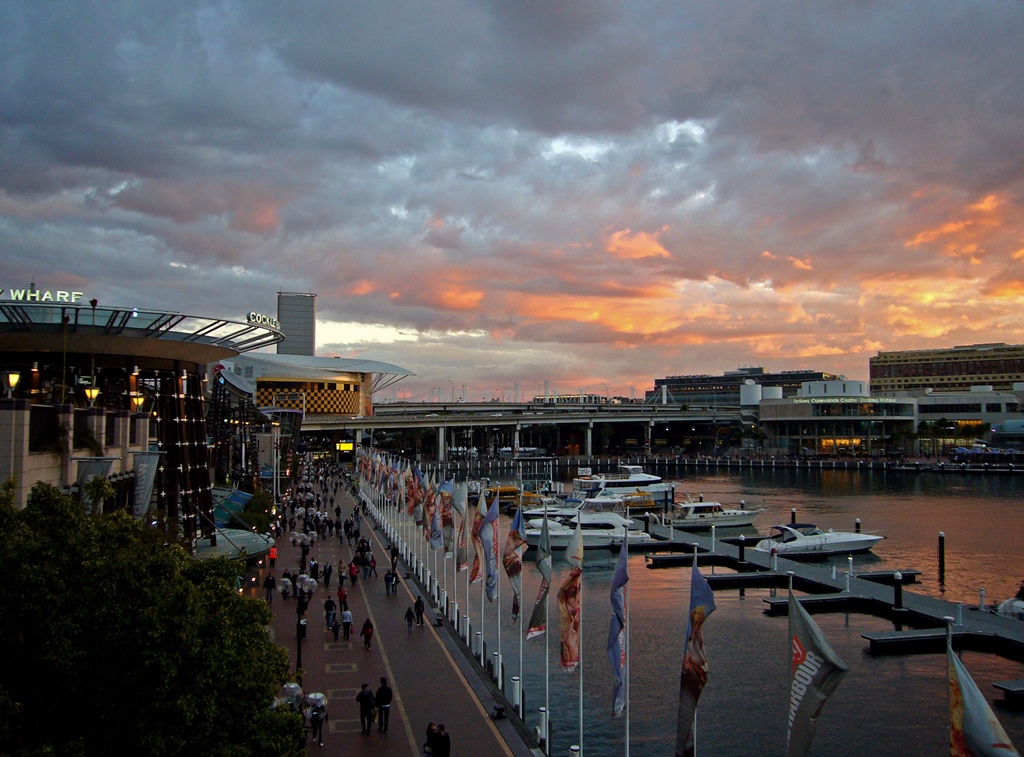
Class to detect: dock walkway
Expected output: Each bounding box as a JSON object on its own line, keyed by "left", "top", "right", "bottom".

{"left": 253, "top": 485, "right": 541, "bottom": 756}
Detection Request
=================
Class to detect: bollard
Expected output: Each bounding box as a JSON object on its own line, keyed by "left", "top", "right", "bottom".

{"left": 570, "top": 747, "right": 580, "bottom": 754}
{"left": 451, "top": 600, "right": 459, "bottom": 625}
{"left": 855, "top": 517, "right": 861, "bottom": 533}
{"left": 893, "top": 571, "right": 903, "bottom": 609}
{"left": 711, "top": 525, "right": 716, "bottom": 553}
{"left": 511, "top": 676, "right": 522, "bottom": 715}
{"left": 845, "top": 566, "right": 851, "bottom": 593}
{"left": 938, "top": 531, "right": 945, "bottom": 582}
{"left": 463, "top": 615, "right": 470, "bottom": 642}
{"left": 791, "top": 507, "right": 797, "bottom": 524}
{"left": 831, "top": 563, "right": 836, "bottom": 580}
{"left": 738, "top": 534, "right": 745, "bottom": 562}
{"left": 957, "top": 602, "right": 964, "bottom": 626}
{"left": 440, "top": 589, "right": 447, "bottom": 613}
{"left": 474, "top": 631, "right": 482, "bottom": 660}
{"left": 538, "top": 707, "right": 549, "bottom": 752}
{"left": 980, "top": 587, "right": 986, "bottom": 611}
{"left": 771, "top": 549, "right": 778, "bottom": 571}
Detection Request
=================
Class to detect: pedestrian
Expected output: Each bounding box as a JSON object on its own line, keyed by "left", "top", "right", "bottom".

{"left": 362, "top": 551, "right": 372, "bottom": 579}
{"left": 361, "top": 618, "right": 374, "bottom": 650}
{"left": 433, "top": 724, "right": 451, "bottom": 757}
{"left": 305, "top": 694, "right": 328, "bottom": 748}
{"left": 384, "top": 569, "right": 393, "bottom": 595}
{"left": 405, "top": 606, "right": 415, "bottom": 631}
{"left": 355, "top": 683, "right": 376, "bottom": 735}
{"left": 324, "top": 596, "right": 337, "bottom": 628}
{"left": 309, "top": 559, "right": 319, "bottom": 582}
{"left": 331, "top": 616, "right": 341, "bottom": 641}
{"left": 268, "top": 545, "right": 278, "bottom": 568}
{"left": 337, "top": 559, "right": 346, "bottom": 586}
{"left": 391, "top": 571, "right": 401, "bottom": 595}
{"left": 263, "top": 572, "right": 276, "bottom": 604}
{"left": 369, "top": 553, "right": 378, "bottom": 577}
{"left": 349, "top": 561, "right": 359, "bottom": 584}
{"left": 322, "top": 562, "right": 333, "bottom": 589}
{"left": 375, "top": 677, "right": 393, "bottom": 733}
{"left": 280, "top": 575, "right": 292, "bottom": 600}
{"left": 414, "top": 595, "right": 425, "bottom": 626}
{"left": 337, "top": 584, "right": 348, "bottom": 610}
{"left": 423, "top": 722, "right": 437, "bottom": 755}
{"left": 341, "top": 608, "right": 353, "bottom": 640}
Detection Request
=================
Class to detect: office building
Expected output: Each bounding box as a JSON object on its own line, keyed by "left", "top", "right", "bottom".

{"left": 870, "top": 343, "right": 1024, "bottom": 394}
{"left": 276, "top": 291, "right": 316, "bottom": 356}
{"left": 648, "top": 367, "right": 841, "bottom": 406}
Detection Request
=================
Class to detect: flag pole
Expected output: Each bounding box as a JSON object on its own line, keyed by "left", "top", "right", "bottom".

{"left": 693, "top": 545, "right": 698, "bottom": 757}
{"left": 497, "top": 514, "right": 503, "bottom": 690}
{"left": 624, "top": 525, "right": 630, "bottom": 757}
{"left": 545, "top": 506, "right": 551, "bottom": 754}
{"left": 579, "top": 551, "right": 584, "bottom": 757}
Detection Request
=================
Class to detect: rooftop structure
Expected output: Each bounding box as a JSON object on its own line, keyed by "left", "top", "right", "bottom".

{"left": 648, "top": 366, "right": 842, "bottom": 406}
{"left": 276, "top": 291, "right": 316, "bottom": 356}
{"left": 870, "top": 343, "right": 1024, "bottom": 394}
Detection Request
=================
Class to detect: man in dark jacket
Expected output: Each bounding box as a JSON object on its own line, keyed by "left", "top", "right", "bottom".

{"left": 375, "top": 677, "right": 393, "bottom": 733}
{"left": 355, "top": 683, "right": 376, "bottom": 735}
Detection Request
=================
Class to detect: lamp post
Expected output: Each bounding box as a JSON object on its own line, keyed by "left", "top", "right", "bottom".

{"left": 89, "top": 298, "right": 98, "bottom": 405}
{"left": 84, "top": 386, "right": 99, "bottom": 407}
{"left": 448, "top": 379, "right": 455, "bottom": 403}
{"left": 4, "top": 370, "right": 19, "bottom": 398}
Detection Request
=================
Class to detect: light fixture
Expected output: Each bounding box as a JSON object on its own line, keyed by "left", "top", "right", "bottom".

{"left": 131, "top": 395, "right": 145, "bottom": 412}
{"left": 4, "top": 370, "right": 20, "bottom": 398}
{"left": 84, "top": 386, "right": 99, "bottom": 407}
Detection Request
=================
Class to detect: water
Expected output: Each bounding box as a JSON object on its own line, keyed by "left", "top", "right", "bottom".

{"left": 427, "top": 469, "right": 1024, "bottom": 755}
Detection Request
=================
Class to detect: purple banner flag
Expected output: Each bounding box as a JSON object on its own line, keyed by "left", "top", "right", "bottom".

{"left": 675, "top": 561, "right": 716, "bottom": 757}
{"left": 607, "top": 538, "right": 629, "bottom": 717}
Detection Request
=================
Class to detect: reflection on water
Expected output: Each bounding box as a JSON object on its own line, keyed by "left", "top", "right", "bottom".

{"left": 440, "top": 469, "right": 1024, "bottom": 756}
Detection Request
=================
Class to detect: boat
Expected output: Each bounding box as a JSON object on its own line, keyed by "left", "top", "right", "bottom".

{"left": 752, "top": 523, "right": 884, "bottom": 557}
{"left": 524, "top": 511, "right": 654, "bottom": 549}
{"left": 667, "top": 498, "right": 759, "bottom": 530}
{"left": 573, "top": 464, "right": 662, "bottom": 490}
{"left": 994, "top": 581, "right": 1024, "bottom": 621}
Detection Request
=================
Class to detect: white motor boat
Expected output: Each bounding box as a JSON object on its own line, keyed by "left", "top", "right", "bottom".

{"left": 752, "top": 523, "right": 884, "bottom": 557}
{"left": 574, "top": 464, "right": 662, "bottom": 490}
{"left": 668, "top": 499, "right": 759, "bottom": 530}
{"left": 994, "top": 581, "right": 1024, "bottom": 621}
{"left": 524, "top": 501, "right": 654, "bottom": 549}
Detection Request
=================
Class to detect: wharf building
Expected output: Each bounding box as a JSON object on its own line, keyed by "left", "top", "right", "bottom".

{"left": 0, "top": 295, "right": 282, "bottom": 552}
{"left": 869, "top": 343, "right": 1024, "bottom": 393}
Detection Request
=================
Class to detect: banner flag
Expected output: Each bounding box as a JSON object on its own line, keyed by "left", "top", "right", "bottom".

{"left": 527, "top": 513, "right": 552, "bottom": 638}
{"left": 469, "top": 489, "right": 487, "bottom": 584}
{"left": 786, "top": 588, "right": 849, "bottom": 757}
{"left": 502, "top": 506, "right": 528, "bottom": 619}
{"left": 675, "top": 561, "right": 717, "bottom": 757}
{"left": 948, "top": 643, "right": 1019, "bottom": 756}
{"left": 607, "top": 538, "right": 629, "bottom": 717}
{"left": 131, "top": 452, "right": 163, "bottom": 519}
{"left": 482, "top": 492, "right": 500, "bottom": 602}
{"left": 439, "top": 479, "right": 455, "bottom": 556}
{"left": 557, "top": 522, "right": 584, "bottom": 672}
{"left": 429, "top": 500, "right": 443, "bottom": 550}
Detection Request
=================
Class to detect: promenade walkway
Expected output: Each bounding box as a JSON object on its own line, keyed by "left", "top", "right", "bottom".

{"left": 251, "top": 485, "right": 540, "bottom": 756}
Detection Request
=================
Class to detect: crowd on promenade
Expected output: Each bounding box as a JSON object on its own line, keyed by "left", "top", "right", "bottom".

{"left": 262, "top": 459, "right": 454, "bottom": 754}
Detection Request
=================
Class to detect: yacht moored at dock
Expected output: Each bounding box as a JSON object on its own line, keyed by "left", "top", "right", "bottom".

{"left": 752, "top": 523, "right": 884, "bottom": 557}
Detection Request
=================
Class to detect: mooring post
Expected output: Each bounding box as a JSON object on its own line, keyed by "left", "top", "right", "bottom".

{"left": 855, "top": 517, "right": 861, "bottom": 533}
{"left": 893, "top": 571, "right": 903, "bottom": 609}
{"left": 791, "top": 507, "right": 797, "bottom": 524}
{"left": 980, "top": 587, "right": 986, "bottom": 611}
{"left": 738, "top": 534, "right": 745, "bottom": 563}
{"left": 711, "top": 524, "right": 716, "bottom": 553}
{"left": 938, "top": 531, "right": 946, "bottom": 583}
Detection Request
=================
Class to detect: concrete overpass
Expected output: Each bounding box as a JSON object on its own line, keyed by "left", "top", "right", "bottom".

{"left": 300, "top": 401, "right": 744, "bottom": 460}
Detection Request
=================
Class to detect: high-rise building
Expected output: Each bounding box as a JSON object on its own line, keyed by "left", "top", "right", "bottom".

{"left": 276, "top": 292, "right": 316, "bottom": 356}
{"left": 869, "top": 343, "right": 1024, "bottom": 394}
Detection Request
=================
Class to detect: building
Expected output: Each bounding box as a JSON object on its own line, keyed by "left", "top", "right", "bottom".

{"left": 869, "top": 343, "right": 1024, "bottom": 394}
{"left": 276, "top": 291, "right": 316, "bottom": 356}
{"left": 648, "top": 367, "right": 842, "bottom": 406}
{"left": 758, "top": 380, "right": 917, "bottom": 458}
{"left": 0, "top": 295, "right": 282, "bottom": 550}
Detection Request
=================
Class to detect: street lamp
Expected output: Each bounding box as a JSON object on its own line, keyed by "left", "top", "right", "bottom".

{"left": 84, "top": 386, "right": 99, "bottom": 407}
{"left": 4, "top": 370, "right": 20, "bottom": 398}
{"left": 448, "top": 379, "right": 455, "bottom": 403}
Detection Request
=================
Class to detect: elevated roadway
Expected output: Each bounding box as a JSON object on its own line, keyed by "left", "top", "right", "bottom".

{"left": 300, "top": 401, "right": 743, "bottom": 459}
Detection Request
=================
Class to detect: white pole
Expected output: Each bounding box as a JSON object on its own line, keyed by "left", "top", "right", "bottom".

{"left": 497, "top": 514, "right": 503, "bottom": 691}
{"left": 624, "top": 525, "right": 630, "bottom": 757}
{"left": 579, "top": 554, "right": 584, "bottom": 757}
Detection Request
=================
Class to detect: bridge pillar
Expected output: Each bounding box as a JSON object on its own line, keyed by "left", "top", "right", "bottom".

{"left": 585, "top": 422, "right": 593, "bottom": 457}
{"left": 514, "top": 425, "right": 521, "bottom": 455}
{"left": 645, "top": 421, "right": 653, "bottom": 455}
{"left": 437, "top": 426, "right": 446, "bottom": 463}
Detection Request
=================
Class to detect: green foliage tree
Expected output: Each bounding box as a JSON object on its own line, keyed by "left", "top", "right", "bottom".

{"left": 0, "top": 482, "right": 303, "bottom": 757}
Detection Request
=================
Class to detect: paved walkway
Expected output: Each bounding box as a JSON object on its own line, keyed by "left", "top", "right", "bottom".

{"left": 251, "top": 485, "right": 540, "bottom": 756}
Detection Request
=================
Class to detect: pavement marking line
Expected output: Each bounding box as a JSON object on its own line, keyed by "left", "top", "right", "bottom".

{"left": 353, "top": 547, "right": 422, "bottom": 757}
{"left": 366, "top": 513, "right": 515, "bottom": 757}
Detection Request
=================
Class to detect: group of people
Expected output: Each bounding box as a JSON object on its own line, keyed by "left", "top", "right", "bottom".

{"left": 355, "top": 678, "right": 394, "bottom": 735}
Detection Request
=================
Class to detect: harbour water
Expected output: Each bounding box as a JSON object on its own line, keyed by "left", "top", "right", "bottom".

{"left": 433, "top": 468, "right": 1024, "bottom": 755}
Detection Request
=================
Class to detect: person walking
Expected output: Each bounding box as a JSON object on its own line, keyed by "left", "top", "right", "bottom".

{"left": 384, "top": 569, "right": 393, "bottom": 595}
{"left": 305, "top": 694, "right": 328, "bottom": 748}
{"left": 331, "top": 616, "right": 341, "bottom": 641}
{"left": 348, "top": 561, "right": 359, "bottom": 585}
{"left": 414, "top": 595, "right": 425, "bottom": 626}
{"left": 262, "top": 572, "right": 276, "bottom": 604}
{"left": 405, "top": 606, "right": 415, "bottom": 631}
{"left": 341, "top": 608, "right": 353, "bottom": 640}
{"left": 268, "top": 545, "right": 278, "bottom": 568}
{"left": 355, "top": 683, "right": 376, "bottom": 735}
{"left": 360, "top": 617, "right": 374, "bottom": 650}
{"left": 433, "top": 724, "right": 451, "bottom": 756}
{"left": 323, "top": 596, "right": 337, "bottom": 629}
{"left": 322, "top": 562, "right": 333, "bottom": 589}
{"left": 375, "top": 677, "right": 393, "bottom": 733}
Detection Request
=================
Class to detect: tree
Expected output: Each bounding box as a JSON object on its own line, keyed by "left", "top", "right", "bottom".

{"left": 0, "top": 482, "right": 302, "bottom": 757}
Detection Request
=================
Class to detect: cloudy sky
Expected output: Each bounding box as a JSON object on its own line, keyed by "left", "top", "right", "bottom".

{"left": 3, "top": 2, "right": 1023, "bottom": 401}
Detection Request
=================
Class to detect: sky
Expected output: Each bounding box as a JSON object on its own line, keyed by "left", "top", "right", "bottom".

{"left": 3, "top": 1, "right": 1024, "bottom": 402}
